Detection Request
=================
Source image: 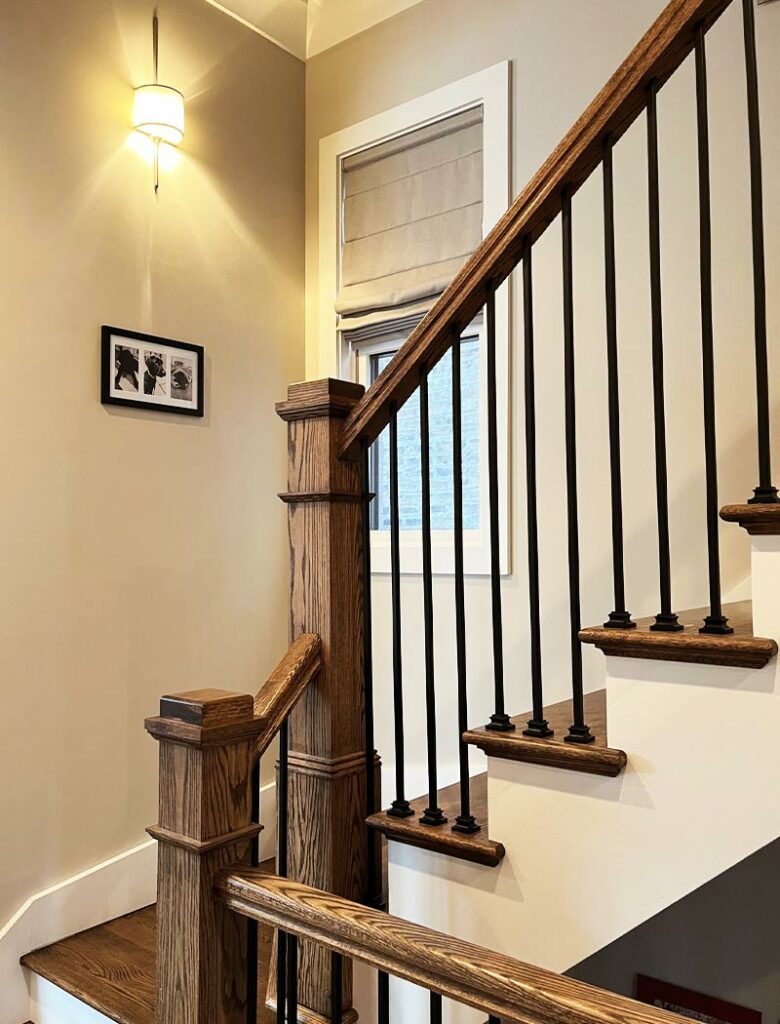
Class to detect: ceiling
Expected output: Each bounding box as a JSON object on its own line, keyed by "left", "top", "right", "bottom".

{"left": 203, "top": 0, "right": 425, "bottom": 61}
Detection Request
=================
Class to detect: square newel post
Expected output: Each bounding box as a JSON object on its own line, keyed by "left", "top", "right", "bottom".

{"left": 276, "top": 378, "right": 378, "bottom": 1023}
{"left": 146, "top": 688, "right": 264, "bottom": 1024}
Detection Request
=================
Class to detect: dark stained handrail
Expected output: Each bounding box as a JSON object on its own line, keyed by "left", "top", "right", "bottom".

{"left": 338, "top": 0, "right": 733, "bottom": 461}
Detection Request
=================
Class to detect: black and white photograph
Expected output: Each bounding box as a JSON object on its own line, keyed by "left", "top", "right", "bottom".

{"left": 113, "top": 345, "right": 139, "bottom": 393}
{"left": 171, "top": 356, "right": 194, "bottom": 403}
{"left": 101, "top": 326, "right": 204, "bottom": 416}
{"left": 143, "top": 350, "right": 168, "bottom": 398}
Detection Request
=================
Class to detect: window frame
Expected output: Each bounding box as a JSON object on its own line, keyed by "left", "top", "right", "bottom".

{"left": 353, "top": 310, "right": 508, "bottom": 577}
{"left": 317, "top": 62, "right": 512, "bottom": 576}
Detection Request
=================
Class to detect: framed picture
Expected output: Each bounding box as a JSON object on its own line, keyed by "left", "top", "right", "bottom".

{"left": 101, "top": 326, "right": 204, "bottom": 417}
{"left": 636, "top": 976, "right": 762, "bottom": 1024}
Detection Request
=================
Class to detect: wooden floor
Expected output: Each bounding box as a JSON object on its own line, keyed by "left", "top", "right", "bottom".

{"left": 367, "top": 773, "right": 504, "bottom": 867}
{"left": 22, "top": 861, "right": 276, "bottom": 1024}
{"left": 464, "top": 690, "right": 627, "bottom": 778}
{"left": 580, "top": 600, "right": 777, "bottom": 669}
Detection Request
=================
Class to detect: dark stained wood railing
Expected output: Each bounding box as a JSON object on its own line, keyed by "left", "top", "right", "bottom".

{"left": 217, "top": 872, "right": 690, "bottom": 1024}
{"left": 253, "top": 632, "right": 321, "bottom": 758}
{"left": 146, "top": 636, "right": 320, "bottom": 1024}
{"left": 338, "top": 0, "right": 732, "bottom": 460}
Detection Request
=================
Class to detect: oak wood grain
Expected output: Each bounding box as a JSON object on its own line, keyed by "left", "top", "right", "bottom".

{"left": 367, "top": 773, "right": 505, "bottom": 866}
{"left": 22, "top": 861, "right": 278, "bottom": 1024}
{"left": 338, "top": 0, "right": 733, "bottom": 459}
{"left": 580, "top": 601, "right": 777, "bottom": 669}
{"left": 217, "top": 873, "right": 691, "bottom": 1024}
{"left": 720, "top": 503, "right": 780, "bottom": 535}
{"left": 253, "top": 633, "right": 321, "bottom": 760}
{"left": 147, "top": 689, "right": 265, "bottom": 1024}
{"left": 22, "top": 907, "right": 157, "bottom": 1024}
{"left": 464, "top": 691, "right": 626, "bottom": 777}
{"left": 276, "top": 380, "right": 374, "bottom": 1021}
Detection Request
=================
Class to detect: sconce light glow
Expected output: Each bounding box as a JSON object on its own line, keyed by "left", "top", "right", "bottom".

{"left": 132, "top": 84, "right": 185, "bottom": 146}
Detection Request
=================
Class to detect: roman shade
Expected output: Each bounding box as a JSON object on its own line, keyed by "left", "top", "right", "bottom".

{"left": 337, "top": 107, "right": 484, "bottom": 334}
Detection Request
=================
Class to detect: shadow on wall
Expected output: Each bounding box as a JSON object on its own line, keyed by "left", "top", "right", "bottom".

{"left": 567, "top": 837, "right": 780, "bottom": 1019}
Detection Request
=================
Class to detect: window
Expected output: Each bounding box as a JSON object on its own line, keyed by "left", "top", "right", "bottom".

{"left": 318, "top": 63, "right": 511, "bottom": 574}
{"left": 369, "top": 336, "right": 481, "bottom": 533}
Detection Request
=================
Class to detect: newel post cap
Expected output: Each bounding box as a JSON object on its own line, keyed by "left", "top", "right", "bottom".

{"left": 145, "top": 688, "right": 264, "bottom": 747}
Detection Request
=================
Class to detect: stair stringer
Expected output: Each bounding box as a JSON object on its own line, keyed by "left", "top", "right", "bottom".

{"left": 384, "top": 537, "right": 780, "bottom": 1020}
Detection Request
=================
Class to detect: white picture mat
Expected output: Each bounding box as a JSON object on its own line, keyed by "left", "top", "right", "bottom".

{"left": 108, "top": 333, "right": 199, "bottom": 410}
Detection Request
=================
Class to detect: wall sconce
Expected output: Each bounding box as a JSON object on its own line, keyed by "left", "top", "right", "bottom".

{"left": 132, "top": 10, "right": 184, "bottom": 192}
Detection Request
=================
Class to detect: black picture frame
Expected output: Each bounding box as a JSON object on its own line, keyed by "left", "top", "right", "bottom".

{"left": 101, "top": 325, "right": 205, "bottom": 417}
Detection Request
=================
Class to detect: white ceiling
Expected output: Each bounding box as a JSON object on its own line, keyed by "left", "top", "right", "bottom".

{"left": 203, "top": 0, "right": 425, "bottom": 61}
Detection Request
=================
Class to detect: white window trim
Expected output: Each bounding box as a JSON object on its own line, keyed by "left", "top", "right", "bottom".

{"left": 317, "top": 62, "right": 512, "bottom": 576}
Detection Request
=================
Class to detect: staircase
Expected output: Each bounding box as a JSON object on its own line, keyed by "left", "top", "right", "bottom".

{"left": 17, "top": 0, "right": 780, "bottom": 1022}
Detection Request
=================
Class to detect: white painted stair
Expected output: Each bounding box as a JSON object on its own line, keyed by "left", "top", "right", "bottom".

{"left": 383, "top": 534, "right": 780, "bottom": 1021}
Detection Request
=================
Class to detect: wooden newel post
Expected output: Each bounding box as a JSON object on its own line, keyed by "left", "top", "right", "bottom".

{"left": 146, "top": 688, "right": 264, "bottom": 1024}
{"left": 276, "top": 379, "right": 378, "bottom": 1023}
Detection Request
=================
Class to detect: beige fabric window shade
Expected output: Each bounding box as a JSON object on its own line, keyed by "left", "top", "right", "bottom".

{"left": 337, "top": 107, "right": 484, "bottom": 333}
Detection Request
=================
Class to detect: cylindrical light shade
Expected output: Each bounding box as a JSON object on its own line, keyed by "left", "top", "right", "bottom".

{"left": 133, "top": 84, "right": 185, "bottom": 146}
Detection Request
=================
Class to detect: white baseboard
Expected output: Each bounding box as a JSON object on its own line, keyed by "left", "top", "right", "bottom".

{"left": 28, "top": 976, "right": 115, "bottom": 1024}
{"left": 0, "top": 839, "right": 157, "bottom": 1024}
{"left": 3, "top": 781, "right": 278, "bottom": 1023}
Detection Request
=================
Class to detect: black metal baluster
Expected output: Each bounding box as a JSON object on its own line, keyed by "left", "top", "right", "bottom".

{"left": 430, "top": 992, "right": 443, "bottom": 1024}
{"left": 696, "top": 27, "right": 733, "bottom": 636}
{"left": 330, "top": 952, "right": 343, "bottom": 1024}
{"left": 420, "top": 365, "right": 447, "bottom": 825}
{"left": 387, "top": 405, "right": 413, "bottom": 819}
{"left": 647, "top": 81, "right": 683, "bottom": 632}
{"left": 602, "top": 137, "right": 636, "bottom": 631}
{"left": 361, "top": 443, "right": 382, "bottom": 901}
{"left": 488, "top": 1018, "right": 501, "bottom": 1024}
{"left": 485, "top": 284, "right": 514, "bottom": 733}
{"left": 247, "top": 759, "right": 260, "bottom": 1024}
{"left": 378, "top": 971, "right": 390, "bottom": 1024}
{"left": 452, "top": 328, "right": 481, "bottom": 831}
{"left": 522, "top": 246, "right": 553, "bottom": 738}
{"left": 562, "top": 189, "right": 595, "bottom": 745}
{"left": 742, "top": 0, "right": 778, "bottom": 504}
{"left": 286, "top": 934, "right": 298, "bottom": 1024}
{"left": 276, "top": 721, "right": 288, "bottom": 1023}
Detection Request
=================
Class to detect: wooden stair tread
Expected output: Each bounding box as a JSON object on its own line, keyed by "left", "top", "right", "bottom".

{"left": 721, "top": 503, "right": 780, "bottom": 535}
{"left": 367, "top": 773, "right": 505, "bottom": 867}
{"left": 22, "top": 861, "right": 276, "bottom": 1024}
{"left": 22, "top": 906, "right": 157, "bottom": 1024}
{"left": 464, "top": 690, "right": 626, "bottom": 778}
{"left": 580, "top": 601, "right": 776, "bottom": 669}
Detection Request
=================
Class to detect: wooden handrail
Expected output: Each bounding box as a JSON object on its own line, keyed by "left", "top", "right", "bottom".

{"left": 254, "top": 632, "right": 321, "bottom": 758}
{"left": 338, "top": 0, "right": 733, "bottom": 460}
{"left": 217, "top": 872, "right": 688, "bottom": 1024}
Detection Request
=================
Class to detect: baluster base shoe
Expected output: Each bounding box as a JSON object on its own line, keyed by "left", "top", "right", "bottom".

{"left": 486, "top": 714, "right": 516, "bottom": 732}
{"left": 748, "top": 486, "right": 780, "bottom": 505}
{"left": 419, "top": 808, "right": 448, "bottom": 826}
{"left": 603, "top": 610, "right": 636, "bottom": 629}
{"left": 452, "top": 815, "right": 481, "bottom": 835}
{"left": 522, "top": 718, "right": 553, "bottom": 738}
{"left": 387, "top": 800, "right": 414, "bottom": 819}
{"left": 649, "top": 613, "right": 684, "bottom": 632}
{"left": 699, "top": 615, "right": 734, "bottom": 636}
{"left": 564, "top": 724, "right": 596, "bottom": 745}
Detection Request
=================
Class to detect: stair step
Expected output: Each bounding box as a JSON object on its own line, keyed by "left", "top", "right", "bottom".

{"left": 463, "top": 690, "right": 626, "bottom": 777}
{"left": 21, "top": 862, "right": 276, "bottom": 1024}
{"left": 580, "top": 601, "right": 776, "bottom": 669}
{"left": 367, "top": 773, "right": 505, "bottom": 867}
{"left": 721, "top": 503, "right": 780, "bottom": 535}
{"left": 22, "top": 907, "right": 156, "bottom": 1024}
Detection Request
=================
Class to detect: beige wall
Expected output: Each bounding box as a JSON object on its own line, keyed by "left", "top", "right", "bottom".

{"left": 305, "top": 0, "right": 780, "bottom": 791}
{"left": 0, "top": 0, "right": 304, "bottom": 925}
